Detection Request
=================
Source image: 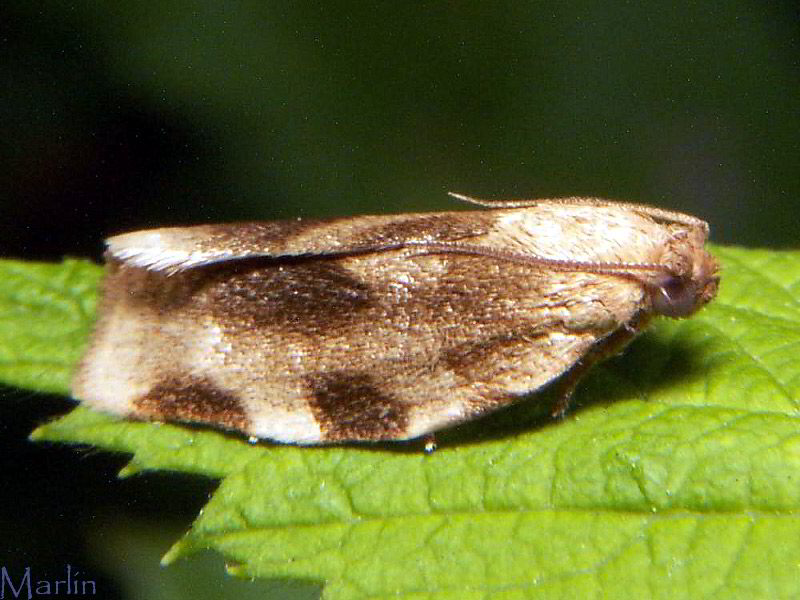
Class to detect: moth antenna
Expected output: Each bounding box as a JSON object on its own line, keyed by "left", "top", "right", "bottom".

{"left": 405, "top": 241, "right": 672, "bottom": 277}
{"left": 448, "top": 192, "right": 487, "bottom": 205}
{"left": 449, "top": 193, "right": 710, "bottom": 232}
{"left": 448, "top": 192, "right": 608, "bottom": 209}
{"left": 448, "top": 192, "right": 541, "bottom": 208}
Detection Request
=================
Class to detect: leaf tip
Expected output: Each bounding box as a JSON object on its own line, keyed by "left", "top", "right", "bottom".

{"left": 161, "top": 540, "right": 188, "bottom": 566}
{"left": 118, "top": 461, "right": 143, "bottom": 478}
{"left": 28, "top": 425, "right": 50, "bottom": 442}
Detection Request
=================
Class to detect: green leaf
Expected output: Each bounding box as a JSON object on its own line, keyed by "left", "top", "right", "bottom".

{"left": 0, "top": 259, "right": 101, "bottom": 393}
{"left": 4, "top": 245, "right": 800, "bottom": 599}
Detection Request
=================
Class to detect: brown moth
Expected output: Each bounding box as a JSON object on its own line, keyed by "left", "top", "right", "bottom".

{"left": 72, "top": 194, "right": 719, "bottom": 446}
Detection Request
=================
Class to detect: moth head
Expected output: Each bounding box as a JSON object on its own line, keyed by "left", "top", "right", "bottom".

{"left": 648, "top": 233, "right": 720, "bottom": 318}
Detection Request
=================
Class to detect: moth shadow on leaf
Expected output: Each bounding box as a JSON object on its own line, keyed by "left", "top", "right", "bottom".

{"left": 594, "top": 328, "right": 714, "bottom": 400}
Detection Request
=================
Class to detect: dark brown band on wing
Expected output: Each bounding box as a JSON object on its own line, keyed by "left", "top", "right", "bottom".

{"left": 307, "top": 371, "right": 410, "bottom": 441}
{"left": 206, "top": 261, "right": 376, "bottom": 335}
{"left": 132, "top": 375, "right": 249, "bottom": 432}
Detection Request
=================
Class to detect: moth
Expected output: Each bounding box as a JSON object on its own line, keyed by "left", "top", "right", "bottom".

{"left": 72, "top": 194, "right": 719, "bottom": 447}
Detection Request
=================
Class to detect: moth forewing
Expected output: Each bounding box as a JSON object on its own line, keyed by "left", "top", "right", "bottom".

{"left": 72, "top": 196, "right": 719, "bottom": 445}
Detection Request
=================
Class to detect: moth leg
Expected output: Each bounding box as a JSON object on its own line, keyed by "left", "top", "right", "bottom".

{"left": 422, "top": 433, "right": 438, "bottom": 454}
{"left": 550, "top": 313, "right": 651, "bottom": 417}
{"left": 550, "top": 385, "right": 576, "bottom": 419}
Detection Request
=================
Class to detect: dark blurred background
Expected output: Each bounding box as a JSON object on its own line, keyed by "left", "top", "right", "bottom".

{"left": 1, "top": 2, "right": 798, "bottom": 598}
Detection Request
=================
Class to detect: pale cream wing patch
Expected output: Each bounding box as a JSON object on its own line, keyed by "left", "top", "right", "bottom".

{"left": 400, "top": 329, "right": 601, "bottom": 439}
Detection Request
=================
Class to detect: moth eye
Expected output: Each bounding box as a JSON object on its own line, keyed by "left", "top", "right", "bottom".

{"left": 650, "top": 274, "right": 699, "bottom": 318}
